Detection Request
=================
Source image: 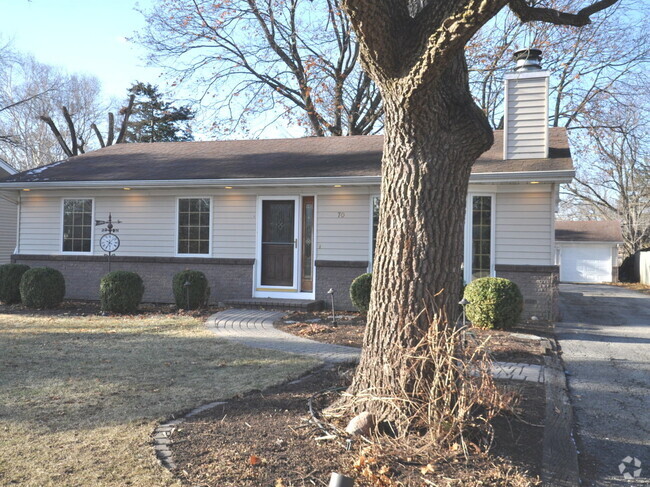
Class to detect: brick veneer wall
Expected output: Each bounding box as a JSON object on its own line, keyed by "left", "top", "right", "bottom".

{"left": 315, "top": 260, "right": 369, "bottom": 311}
{"left": 11, "top": 255, "right": 254, "bottom": 305}
{"left": 495, "top": 264, "right": 559, "bottom": 321}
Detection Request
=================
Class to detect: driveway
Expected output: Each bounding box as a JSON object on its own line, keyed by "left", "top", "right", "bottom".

{"left": 558, "top": 283, "right": 650, "bottom": 486}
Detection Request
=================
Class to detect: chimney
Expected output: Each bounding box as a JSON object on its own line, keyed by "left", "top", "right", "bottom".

{"left": 503, "top": 48, "right": 549, "bottom": 160}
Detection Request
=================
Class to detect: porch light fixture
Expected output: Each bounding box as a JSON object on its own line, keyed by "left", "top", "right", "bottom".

{"left": 333, "top": 184, "right": 342, "bottom": 188}
{"left": 123, "top": 187, "right": 131, "bottom": 190}
{"left": 224, "top": 186, "right": 233, "bottom": 189}
{"left": 529, "top": 181, "right": 540, "bottom": 184}
{"left": 22, "top": 188, "right": 31, "bottom": 191}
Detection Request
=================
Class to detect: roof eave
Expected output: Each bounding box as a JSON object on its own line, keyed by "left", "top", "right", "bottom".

{"left": 0, "top": 169, "right": 575, "bottom": 189}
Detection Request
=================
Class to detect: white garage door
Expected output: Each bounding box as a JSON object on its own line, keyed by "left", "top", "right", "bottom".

{"left": 560, "top": 245, "right": 612, "bottom": 283}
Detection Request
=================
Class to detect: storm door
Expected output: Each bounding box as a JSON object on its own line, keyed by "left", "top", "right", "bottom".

{"left": 261, "top": 200, "right": 296, "bottom": 287}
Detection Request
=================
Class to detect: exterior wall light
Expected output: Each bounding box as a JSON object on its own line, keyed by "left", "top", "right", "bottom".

{"left": 224, "top": 186, "right": 233, "bottom": 189}
{"left": 333, "top": 184, "right": 342, "bottom": 188}
{"left": 530, "top": 181, "right": 540, "bottom": 184}
{"left": 123, "top": 187, "right": 132, "bottom": 190}
{"left": 22, "top": 188, "right": 31, "bottom": 191}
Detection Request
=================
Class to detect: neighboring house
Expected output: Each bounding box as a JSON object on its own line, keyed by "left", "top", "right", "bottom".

{"left": 0, "top": 50, "right": 572, "bottom": 319}
{"left": 555, "top": 220, "right": 623, "bottom": 283}
{"left": 0, "top": 159, "right": 17, "bottom": 264}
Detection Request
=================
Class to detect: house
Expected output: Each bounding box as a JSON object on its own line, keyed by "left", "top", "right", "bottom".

{"left": 555, "top": 220, "right": 623, "bottom": 283}
{"left": 0, "top": 159, "right": 17, "bottom": 264}
{"left": 0, "top": 49, "right": 572, "bottom": 319}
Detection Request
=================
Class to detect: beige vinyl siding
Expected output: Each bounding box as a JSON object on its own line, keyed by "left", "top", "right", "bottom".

{"left": 213, "top": 193, "right": 256, "bottom": 259}
{"left": 495, "top": 191, "right": 553, "bottom": 265}
{"left": 316, "top": 193, "right": 371, "bottom": 261}
{"left": 504, "top": 76, "right": 548, "bottom": 160}
{"left": 0, "top": 194, "right": 17, "bottom": 263}
{"left": 19, "top": 193, "right": 62, "bottom": 254}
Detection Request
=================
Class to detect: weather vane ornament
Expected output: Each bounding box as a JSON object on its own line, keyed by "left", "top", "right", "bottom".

{"left": 95, "top": 213, "right": 122, "bottom": 271}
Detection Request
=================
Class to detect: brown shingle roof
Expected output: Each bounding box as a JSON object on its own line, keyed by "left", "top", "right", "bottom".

{"left": 555, "top": 221, "right": 624, "bottom": 243}
{"left": 0, "top": 128, "right": 572, "bottom": 183}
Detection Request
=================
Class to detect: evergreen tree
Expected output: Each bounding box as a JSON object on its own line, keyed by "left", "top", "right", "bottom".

{"left": 125, "top": 82, "right": 194, "bottom": 143}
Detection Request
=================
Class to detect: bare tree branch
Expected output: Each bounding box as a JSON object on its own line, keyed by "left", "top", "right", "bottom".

{"left": 509, "top": 0, "right": 619, "bottom": 26}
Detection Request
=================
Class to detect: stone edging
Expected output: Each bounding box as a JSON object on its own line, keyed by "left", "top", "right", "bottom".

{"left": 153, "top": 400, "right": 227, "bottom": 470}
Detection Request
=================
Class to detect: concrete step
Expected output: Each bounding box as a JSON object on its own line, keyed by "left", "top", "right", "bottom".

{"left": 223, "top": 298, "right": 324, "bottom": 311}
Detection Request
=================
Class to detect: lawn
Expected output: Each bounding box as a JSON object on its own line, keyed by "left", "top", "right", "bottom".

{"left": 0, "top": 310, "right": 317, "bottom": 486}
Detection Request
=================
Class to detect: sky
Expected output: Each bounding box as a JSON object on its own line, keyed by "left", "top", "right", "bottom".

{"left": 0, "top": 0, "right": 161, "bottom": 102}
{"left": 0, "top": 0, "right": 302, "bottom": 139}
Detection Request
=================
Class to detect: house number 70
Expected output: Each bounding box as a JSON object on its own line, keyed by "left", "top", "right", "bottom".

{"left": 338, "top": 212, "right": 345, "bottom": 218}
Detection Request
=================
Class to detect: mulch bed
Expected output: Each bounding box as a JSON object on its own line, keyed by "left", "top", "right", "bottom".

{"left": 169, "top": 366, "right": 544, "bottom": 486}
{"left": 275, "top": 311, "right": 552, "bottom": 365}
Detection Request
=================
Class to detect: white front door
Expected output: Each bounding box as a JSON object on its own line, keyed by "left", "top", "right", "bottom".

{"left": 254, "top": 196, "right": 315, "bottom": 299}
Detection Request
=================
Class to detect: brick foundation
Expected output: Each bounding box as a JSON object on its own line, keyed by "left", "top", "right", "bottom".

{"left": 11, "top": 254, "right": 254, "bottom": 305}
{"left": 315, "top": 260, "right": 369, "bottom": 311}
{"left": 495, "top": 264, "right": 559, "bottom": 321}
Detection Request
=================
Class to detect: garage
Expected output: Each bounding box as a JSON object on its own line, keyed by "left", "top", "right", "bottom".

{"left": 556, "top": 221, "right": 623, "bottom": 283}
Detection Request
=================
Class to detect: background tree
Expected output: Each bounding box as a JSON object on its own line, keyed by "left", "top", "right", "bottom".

{"left": 332, "top": 0, "right": 623, "bottom": 424}
{"left": 124, "top": 82, "right": 194, "bottom": 143}
{"left": 0, "top": 49, "right": 104, "bottom": 171}
{"left": 466, "top": 0, "right": 648, "bottom": 130}
{"left": 563, "top": 100, "right": 650, "bottom": 255}
{"left": 135, "top": 0, "right": 382, "bottom": 137}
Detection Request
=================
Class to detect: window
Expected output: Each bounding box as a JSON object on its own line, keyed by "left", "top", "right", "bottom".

{"left": 62, "top": 199, "right": 93, "bottom": 252}
{"left": 470, "top": 195, "right": 493, "bottom": 280}
{"left": 177, "top": 198, "right": 211, "bottom": 255}
{"left": 371, "top": 196, "right": 380, "bottom": 262}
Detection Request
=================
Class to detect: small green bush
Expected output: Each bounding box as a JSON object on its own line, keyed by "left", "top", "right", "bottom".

{"left": 19, "top": 267, "right": 65, "bottom": 309}
{"left": 463, "top": 277, "right": 523, "bottom": 330}
{"left": 0, "top": 263, "right": 30, "bottom": 304}
{"left": 173, "top": 270, "right": 210, "bottom": 310}
{"left": 350, "top": 273, "right": 372, "bottom": 313}
{"left": 100, "top": 271, "right": 144, "bottom": 314}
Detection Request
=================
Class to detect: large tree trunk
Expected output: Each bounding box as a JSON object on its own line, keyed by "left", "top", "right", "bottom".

{"left": 344, "top": 53, "right": 493, "bottom": 422}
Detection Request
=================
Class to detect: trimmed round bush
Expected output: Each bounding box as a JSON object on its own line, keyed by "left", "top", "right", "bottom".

{"left": 463, "top": 277, "right": 523, "bottom": 330}
{"left": 100, "top": 271, "right": 144, "bottom": 314}
{"left": 350, "top": 273, "right": 372, "bottom": 313}
{"left": 173, "top": 270, "right": 210, "bottom": 310}
{"left": 0, "top": 263, "right": 30, "bottom": 304}
{"left": 19, "top": 267, "right": 66, "bottom": 309}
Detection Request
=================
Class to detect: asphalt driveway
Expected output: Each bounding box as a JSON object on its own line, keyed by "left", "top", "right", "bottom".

{"left": 558, "top": 283, "right": 650, "bottom": 486}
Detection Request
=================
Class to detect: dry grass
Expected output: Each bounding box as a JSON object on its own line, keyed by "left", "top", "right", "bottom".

{"left": 611, "top": 282, "right": 650, "bottom": 295}
{"left": 0, "top": 312, "right": 317, "bottom": 486}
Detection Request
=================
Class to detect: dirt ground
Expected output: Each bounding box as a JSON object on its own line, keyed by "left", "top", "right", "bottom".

{"left": 275, "top": 311, "right": 551, "bottom": 365}
{"left": 170, "top": 365, "right": 544, "bottom": 486}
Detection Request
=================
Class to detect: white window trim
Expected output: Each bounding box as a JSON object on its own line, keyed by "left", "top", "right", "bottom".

{"left": 463, "top": 193, "right": 496, "bottom": 284}
{"left": 174, "top": 196, "right": 213, "bottom": 257}
{"left": 60, "top": 197, "right": 95, "bottom": 255}
{"left": 368, "top": 194, "right": 380, "bottom": 272}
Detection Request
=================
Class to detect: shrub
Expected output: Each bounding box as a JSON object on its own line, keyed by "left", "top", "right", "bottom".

{"left": 463, "top": 277, "right": 523, "bottom": 330}
{"left": 19, "top": 267, "right": 66, "bottom": 309}
{"left": 0, "top": 263, "right": 30, "bottom": 304}
{"left": 173, "top": 270, "right": 210, "bottom": 310}
{"left": 350, "top": 273, "right": 372, "bottom": 313}
{"left": 100, "top": 271, "right": 144, "bottom": 314}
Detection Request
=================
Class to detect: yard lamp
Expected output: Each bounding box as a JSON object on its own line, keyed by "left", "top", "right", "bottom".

{"left": 183, "top": 280, "right": 192, "bottom": 310}
{"left": 459, "top": 298, "right": 470, "bottom": 329}
{"left": 327, "top": 288, "right": 336, "bottom": 325}
{"left": 328, "top": 472, "right": 354, "bottom": 487}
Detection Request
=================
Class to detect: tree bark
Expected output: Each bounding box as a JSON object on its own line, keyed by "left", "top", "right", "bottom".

{"left": 343, "top": 53, "right": 493, "bottom": 422}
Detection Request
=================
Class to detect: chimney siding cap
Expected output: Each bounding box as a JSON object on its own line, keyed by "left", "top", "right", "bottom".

{"left": 504, "top": 69, "right": 550, "bottom": 80}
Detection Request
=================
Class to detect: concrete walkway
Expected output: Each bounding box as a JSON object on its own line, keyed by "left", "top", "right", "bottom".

{"left": 206, "top": 309, "right": 545, "bottom": 383}
{"left": 558, "top": 283, "right": 650, "bottom": 486}
{"left": 206, "top": 309, "right": 361, "bottom": 363}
